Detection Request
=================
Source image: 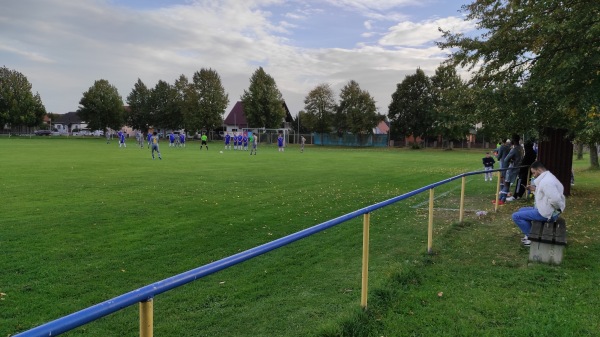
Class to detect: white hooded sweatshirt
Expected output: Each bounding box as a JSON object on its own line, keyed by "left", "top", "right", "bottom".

{"left": 534, "top": 171, "right": 566, "bottom": 219}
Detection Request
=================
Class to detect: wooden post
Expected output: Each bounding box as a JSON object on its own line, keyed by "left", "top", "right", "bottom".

{"left": 494, "top": 171, "right": 501, "bottom": 212}
{"left": 140, "top": 299, "right": 153, "bottom": 337}
{"left": 428, "top": 189, "right": 434, "bottom": 254}
{"left": 360, "top": 213, "right": 370, "bottom": 309}
{"left": 459, "top": 176, "right": 466, "bottom": 222}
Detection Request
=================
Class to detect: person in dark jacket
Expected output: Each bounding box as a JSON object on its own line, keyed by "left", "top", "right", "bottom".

{"left": 482, "top": 152, "right": 496, "bottom": 182}
{"left": 496, "top": 139, "right": 511, "bottom": 183}
{"left": 512, "top": 141, "right": 537, "bottom": 200}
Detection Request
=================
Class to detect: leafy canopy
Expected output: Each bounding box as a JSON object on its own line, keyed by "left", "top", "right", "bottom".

{"left": 303, "top": 83, "right": 336, "bottom": 134}
{"left": 78, "top": 79, "right": 123, "bottom": 131}
{"left": 0, "top": 66, "right": 46, "bottom": 128}
{"left": 336, "top": 80, "right": 381, "bottom": 135}
{"left": 190, "top": 68, "right": 229, "bottom": 131}
{"left": 388, "top": 68, "right": 435, "bottom": 139}
{"left": 125, "top": 78, "right": 151, "bottom": 132}
{"left": 240, "top": 67, "right": 285, "bottom": 128}
{"left": 438, "top": 0, "right": 600, "bottom": 132}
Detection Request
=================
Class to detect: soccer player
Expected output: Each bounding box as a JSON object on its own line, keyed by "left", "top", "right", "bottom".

{"left": 169, "top": 132, "right": 175, "bottom": 147}
{"left": 233, "top": 132, "right": 238, "bottom": 150}
{"left": 151, "top": 131, "right": 162, "bottom": 160}
{"left": 200, "top": 133, "right": 208, "bottom": 150}
{"left": 250, "top": 133, "right": 257, "bottom": 155}
{"left": 277, "top": 133, "right": 284, "bottom": 152}
{"left": 137, "top": 131, "right": 144, "bottom": 148}
{"left": 119, "top": 131, "right": 126, "bottom": 148}
{"left": 225, "top": 132, "right": 231, "bottom": 150}
{"left": 179, "top": 133, "right": 185, "bottom": 147}
{"left": 300, "top": 136, "right": 306, "bottom": 153}
{"left": 237, "top": 133, "right": 243, "bottom": 151}
{"left": 242, "top": 133, "right": 248, "bottom": 151}
{"left": 147, "top": 132, "right": 152, "bottom": 148}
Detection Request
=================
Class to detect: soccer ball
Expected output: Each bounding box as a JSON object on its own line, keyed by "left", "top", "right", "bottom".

{"left": 219, "top": 151, "right": 223, "bottom": 154}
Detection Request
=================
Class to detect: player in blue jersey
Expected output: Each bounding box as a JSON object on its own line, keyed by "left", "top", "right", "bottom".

{"left": 277, "top": 133, "right": 284, "bottom": 152}
{"left": 179, "top": 133, "right": 185, "bottom": 147}
{"left": 118, "top": 131, "right": 126, "bottom": 148}
{"left": 224, "top": 132, "right": 231, "bottom": 150}
{"left": 147, "top": 132, "right": 152, "bottom": 148}
{"left": 168, "top": 132, "right": 175, "bottom": 147}
{"left": 233, "top": 133, "right": 238, "bottom": 150}
{"left": 242, "top": 134, "right": 248, "bottom": 151}
{"left": 237, "top": 133, "right": 243, "bottom": 150}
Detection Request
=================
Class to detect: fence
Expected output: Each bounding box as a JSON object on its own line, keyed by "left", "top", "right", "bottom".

{"left": 14, "top": 167, "right": 519, "bottom": 337}
{"left": 314, "top": 133, "right": 389, "bottom": 147}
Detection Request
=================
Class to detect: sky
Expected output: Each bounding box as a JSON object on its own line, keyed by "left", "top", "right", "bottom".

{"left": 1, "top": 0, "right": 476, "bottom": 117}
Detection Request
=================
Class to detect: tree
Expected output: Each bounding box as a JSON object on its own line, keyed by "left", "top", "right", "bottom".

{"left": 190, "top": 68, "right": 229, "bottom": 131}
{"left": 174, "top": 75, "right": 198, "bottom": 134}
{"left": 303, "top": 83, "right": 336, "bottom": 138}
{"left": 240, "top": 67, "right": 285, "bottom": 128}
{"left": 292, "top": 110, "right": 316, "bottom": 133}
{"left": 388, "top": 68, "right": 435, "bottom": 141}
{"left": 575, "top": 106, "right": 600, "bottom": 168}
{"left": 126, "top": 78, "right": 151, "bottom": 132}
{"left": 78, "top": 79, "right": 123, "bottom": 131}
{"left": 430, "top": 64, "right": 474, "bottom": 147}
{"left": 0, "top": 66, "right": 46, "bottom": 130}
{"left": 438, "top": 0, "right": 600, "bottom": 181}
{"left": 471, "top": 81, "right": 537, "bottom": 142}
{"left": 149, "top": 80, "right": 178, "bottom": 131}
{"left": 336, "top": 80, "right": 381, "bottom": 137}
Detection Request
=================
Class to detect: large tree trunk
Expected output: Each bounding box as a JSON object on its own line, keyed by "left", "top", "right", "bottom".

{"left": 590, "top": 143, "right": 599, "bottom": 168}
{"left": 537, "top": 128, "right": 573, "bottom": 196}
{"left": 576, "top": 143, "right": 584, "bottom": 160}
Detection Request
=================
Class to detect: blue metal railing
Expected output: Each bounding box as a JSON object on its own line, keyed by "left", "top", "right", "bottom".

{"left": 14, "top": 167, "right": 516, "bottom": 337}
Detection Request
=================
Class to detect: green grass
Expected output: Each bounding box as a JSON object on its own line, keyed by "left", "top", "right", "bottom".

{"left": 1, "top": 137, "right": 599, "bottom": 336}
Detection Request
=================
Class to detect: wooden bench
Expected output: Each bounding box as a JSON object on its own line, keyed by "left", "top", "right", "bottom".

{"left": 528, "top": 217, "right": 567, "bottom": 265}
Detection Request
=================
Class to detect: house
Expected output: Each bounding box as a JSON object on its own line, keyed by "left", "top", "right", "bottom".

{"left": 223, "top": 101, "right": 248, "bottom": 132}
{"left": 373, "top": 120, "right": 390, "bottom": 134}
{"left": 53, "top": 112, "right": 87, "bottom": 134}
{"left": 223, "top": 101, "right": 294, "bottom": 133}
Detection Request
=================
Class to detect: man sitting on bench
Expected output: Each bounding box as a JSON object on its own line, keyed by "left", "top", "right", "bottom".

{"left": 511, "top": 161, "right": 566, "bottom": 247}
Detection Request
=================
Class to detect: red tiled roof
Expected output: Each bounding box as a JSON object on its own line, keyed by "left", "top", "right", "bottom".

{"left": 223, "top": 101, "right": 248, "bottom": 128}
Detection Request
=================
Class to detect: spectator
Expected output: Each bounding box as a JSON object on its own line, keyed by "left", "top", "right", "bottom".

{"left": 512, "top": 161, "right": 565, "bottom": 246}
{"left": 511, "top": 141, "right": 537, "bottom": 200}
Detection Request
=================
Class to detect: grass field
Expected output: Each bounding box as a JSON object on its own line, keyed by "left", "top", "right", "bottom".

{"left": 1, "top": 137, "right": 599, "bottom": 336}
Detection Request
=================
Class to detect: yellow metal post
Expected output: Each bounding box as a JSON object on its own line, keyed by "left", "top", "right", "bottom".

{"left": 494, "top": 171, "right": 501, "bottom": 212}
{"left": 140, "top": 299, "right": 153, "bottom": 337}
{"left": 526, "top": 169, "right": 532, "bottom": 199}
{"left": 428, "top": 188, "right": 434, "bottom": 254}
{"left": 360, "top": 213, "right": 370, "bottom": 309}
{"left": 459, "top": 176, "right": 466, "bottom": 222}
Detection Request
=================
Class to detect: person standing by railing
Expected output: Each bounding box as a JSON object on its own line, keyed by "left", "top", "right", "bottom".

{"left": 512, "top": 141, "right": 537, "bottom": 200}
{"left": 482, "top": 152, "right": 496, "bottom": 182}
{"left": 494, "top": 135, "right": 522, "bottom": 205}
{"left": 496, "top": 139, "right": 511, "bottom": 175}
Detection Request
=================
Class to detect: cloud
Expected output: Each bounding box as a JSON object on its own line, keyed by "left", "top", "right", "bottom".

{"left": 0, "top": 43, "right": 54, "bottom": 64}
{"left": 379, "top": 16, "right": 475, "bottom": 47}
{"left": 0, "top": 0, "right": 472, "bottom": 117}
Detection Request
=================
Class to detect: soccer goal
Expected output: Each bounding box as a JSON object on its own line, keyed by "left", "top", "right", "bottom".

{"left": 242, "top": 128, "right": 290, "bottom": 145}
